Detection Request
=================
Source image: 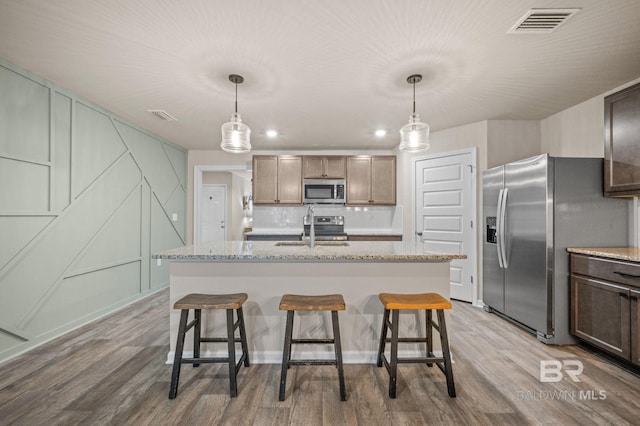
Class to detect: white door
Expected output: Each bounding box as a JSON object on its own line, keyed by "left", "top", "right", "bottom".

{"left": 199, "top": 185, "right": 226, "bottom": 242}
{"left": 415, "top": 150, "right": 476, "bottom": 302}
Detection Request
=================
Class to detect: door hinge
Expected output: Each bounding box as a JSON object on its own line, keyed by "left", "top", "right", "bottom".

{"left": 470, "top": 220, "right": 473, "bottom": 229}
{"left": 471, "top": 275, "right": 474, "bottom": 284}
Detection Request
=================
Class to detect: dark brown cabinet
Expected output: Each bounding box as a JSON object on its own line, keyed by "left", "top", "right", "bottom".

{"left": 303, "top": 156, "right": 346, "bottom": 179}
{"left": 604, "top": 81, "right": 640, "bottom": 197}
{"left": 632, "top": 287, "right": 640, "bottom": 366}
{"left": 570, "top": 253, "right": 640, "bottom": 366}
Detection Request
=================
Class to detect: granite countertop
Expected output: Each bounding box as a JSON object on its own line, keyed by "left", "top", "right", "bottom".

{"left": 567, "top": 247, "right": 640, "bottom": 263}
{"left": 154, "top": 240, "right": 466, "bottom": 262}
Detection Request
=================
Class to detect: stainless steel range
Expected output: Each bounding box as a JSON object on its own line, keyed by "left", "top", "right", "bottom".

{"left": 303, "top": 215, "right": 347, "bottom": 241}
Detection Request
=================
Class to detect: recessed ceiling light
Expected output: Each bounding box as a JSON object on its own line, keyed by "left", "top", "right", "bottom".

{"left": 375, "top": 129, "right": 387, "bottom": 137}
{"left": 266, "top": 129, "right": 278, "bottom": 138}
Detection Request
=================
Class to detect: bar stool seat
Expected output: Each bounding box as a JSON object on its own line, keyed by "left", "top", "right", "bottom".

{"left": 377, "top": 292, "right": 455, "bottom": 398}
{"left": 169, "top": 293, "right": 249, "bottom": 399}
{"left": 278, "top": 294, "right": 346, "bottom": 401}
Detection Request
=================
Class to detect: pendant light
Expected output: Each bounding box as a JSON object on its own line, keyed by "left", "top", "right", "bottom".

{"left": 399, "top": 74, "right": 430, "bottom": 152}
{"left": 221, "top": 74, "right": 251, "bottom": 153}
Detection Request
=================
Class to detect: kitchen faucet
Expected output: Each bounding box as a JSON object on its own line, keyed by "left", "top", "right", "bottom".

{"left": 306, "top": 205, "right": 315, "bottom": 247}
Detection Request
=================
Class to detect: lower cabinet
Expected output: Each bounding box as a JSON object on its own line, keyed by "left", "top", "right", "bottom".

{"left": 570, "top": 253, "right": 640, "bottom": 366}
{"left": 631, "top": 287, "right": 640, "bottom": 366}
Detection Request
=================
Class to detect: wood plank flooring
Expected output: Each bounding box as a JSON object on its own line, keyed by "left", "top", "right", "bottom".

{"left": 1, "top": 288, "right": 639, "bottom": 425}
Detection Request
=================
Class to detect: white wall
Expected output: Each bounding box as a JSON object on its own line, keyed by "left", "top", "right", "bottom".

{"left": 487, "top": 120, "right": 540, "bottom": 168}
{"left": 541, "top": 76, "right": 640, "bottom": 157}
{"left": 541, "top": 77, "right": 640, "bottom": 246}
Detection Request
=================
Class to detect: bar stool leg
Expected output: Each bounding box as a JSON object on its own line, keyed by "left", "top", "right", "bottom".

{"left": 279, "top": 310, "right": 295, "bottom": 401}
{"left": 237, "top": 307, "right": 250, "bottom": 367}
{"left": 376, "top": 309, "right": 390, "bottom": 367}
{"left": 389, "top": 309, "right": 400, "bottom": 398}
{"left": 437, "top": 309, "right": 456, "bottom": 398}
{"left": 193, "top": 309, "right": 201, "bottom": 367}
{"left": 226, "top": 309, "right": 238, "bottom": 397}
{"left": 331, "top": 310, "right": 346, "bottom": 401}
{"left": 425, "top": 309, "right": 433, "bottom": 367}
{"left": 169, "top": 309, "right": 189, "bottom": 399}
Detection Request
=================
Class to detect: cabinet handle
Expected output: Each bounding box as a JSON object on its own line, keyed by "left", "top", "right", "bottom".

{"left": 614, "top": 271, "right": 640, "bottom": 279}
{"left": 619, "top": 292, "right": 629, "bottom": 299}
{"left": 631, "top": 295, "right": 638, "bottom": 301}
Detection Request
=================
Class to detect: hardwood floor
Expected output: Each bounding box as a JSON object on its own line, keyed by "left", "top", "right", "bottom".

{"left": 1, "top": 288, "right": 639, "bottom": 425}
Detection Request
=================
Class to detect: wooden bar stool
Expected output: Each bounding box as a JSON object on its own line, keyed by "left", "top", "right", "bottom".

{"left": 169, "top": 293, "right": 250, "bottom": 399}
{"left": 377, "top": 292, "right": 455, "bottom": 398}
{"left": 278, "top": 294, "right": 346, "bottom": 401}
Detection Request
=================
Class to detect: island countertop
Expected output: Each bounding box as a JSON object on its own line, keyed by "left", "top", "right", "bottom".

{"left": 153, "top": 240, "right": 466, "bottom": 262}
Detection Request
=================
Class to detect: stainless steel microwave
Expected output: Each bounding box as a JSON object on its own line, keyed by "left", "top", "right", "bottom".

{"left": 303, "top": 179, "right": 346, "bottom": 204}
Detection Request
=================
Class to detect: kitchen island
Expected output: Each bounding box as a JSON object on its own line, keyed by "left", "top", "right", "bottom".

{"left": 154, "top": 240, "right": 466, "bottom": 363}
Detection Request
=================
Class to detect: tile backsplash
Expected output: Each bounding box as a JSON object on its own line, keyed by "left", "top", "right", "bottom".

{"left": 252, "top": 205, "right": 403, "bottom": 234}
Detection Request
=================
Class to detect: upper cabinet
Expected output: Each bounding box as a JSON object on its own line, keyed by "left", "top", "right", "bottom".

{"left": 303, "top": 156, "right": 346, "bottom": 179}
{"left": 252, "top": 155, "right": 303, "bottom": 205}
{"left": 604, "top": 82, "right": 640, "bottom": 197}
{"left": 346, "top": 156, "right": 396, "bottom": 205}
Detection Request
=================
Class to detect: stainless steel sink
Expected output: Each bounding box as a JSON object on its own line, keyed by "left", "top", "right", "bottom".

{"left": 274, "top": 241, "right": 350, "bottom": 247}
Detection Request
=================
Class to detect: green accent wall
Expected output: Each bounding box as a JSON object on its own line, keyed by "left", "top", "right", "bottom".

{"left": 0, "top": 58, "right": 186, "bottom": 363}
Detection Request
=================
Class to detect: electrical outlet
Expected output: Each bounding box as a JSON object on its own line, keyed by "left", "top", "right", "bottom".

{"left": 156, "top": 258, "right": 162, "bottom": 266}
{"left": 172, "top": 213, "right": 178, "bottom": 221}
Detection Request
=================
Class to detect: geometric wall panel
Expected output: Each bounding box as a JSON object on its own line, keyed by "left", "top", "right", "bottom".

{"left": 115, "top": 121, "right": 183, "bottom": 205}
{"left": 0, "top": 65, "right": 49, "bottom": 163}
{"left": 24, "top": 262, "right": 141, "bottom": 337}
{"left": 165, "top": 143, "right": 187, "bottom": 188}
{"left": 0, "top": 157, "right": 49, "bottom": 212}
{"left": 0, "top": 216, "right": 54, "bottom": 271}
{"left": 73, "top": 103, "right": 127, "bottom": 198}
{"left": 0, "top": 154, "right": 142, "bottom": 332}
{"left": 0, "top": 58, "right": 186, "bottom": 363}
{"left": 66, "top": 185, "right": 142, "bottom": 276}
{"left": 150, "top": 195, "right": 183, "bottom": 289}
{"left": 53, "top": 92, "right": 72, "bottom": 212}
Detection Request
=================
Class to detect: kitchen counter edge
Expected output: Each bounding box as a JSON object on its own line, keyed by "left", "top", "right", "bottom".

{"left": 154, "top": 241, "right": 466, "bottom": 262}
{"left": 567, "top": 247, "right": 640, "bottom": 263}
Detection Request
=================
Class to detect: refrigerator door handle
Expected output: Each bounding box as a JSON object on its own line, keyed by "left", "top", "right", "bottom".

{"left": 496, "top": 189, "right": 505, "bottom": 268}
{"left": 500, "top": 188, "right": 509, "bottom": 268}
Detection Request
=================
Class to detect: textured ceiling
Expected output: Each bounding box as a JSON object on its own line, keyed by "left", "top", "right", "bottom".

{"left": 1, "top": 0, "right": 639, "bottom": 151}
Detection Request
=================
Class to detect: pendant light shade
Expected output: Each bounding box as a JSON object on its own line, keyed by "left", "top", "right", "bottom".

{"left": 221, "top": 74, "right": 251, "bottom": 154}
{"left": 399, "top": 74, "right": 430, "bottom": 152}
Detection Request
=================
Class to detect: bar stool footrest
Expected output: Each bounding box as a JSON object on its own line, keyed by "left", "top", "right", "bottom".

{"left": 288, "top": 359, "right": 338, "bottom": 366}
{"left": 291, "top": 338, "right": 335, "bottom": 344}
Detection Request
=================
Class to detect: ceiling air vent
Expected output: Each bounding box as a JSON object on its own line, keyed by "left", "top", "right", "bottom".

{"left": 508, "top": 8, "right": 580, "bottom": 34}
{"left": 147, "top": 109, "right": 178, "bottom": 121}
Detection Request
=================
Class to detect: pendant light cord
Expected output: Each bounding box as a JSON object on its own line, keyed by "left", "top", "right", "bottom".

{"left": 412, "top": 79, "right": 416, "bottom": 115}
{"left": 235, "top": 82, "right": 238, "bottom": 114}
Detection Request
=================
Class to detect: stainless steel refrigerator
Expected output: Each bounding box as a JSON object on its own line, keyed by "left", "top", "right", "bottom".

{"left": 482, "top": 154, "right": 629, "bottom": 344}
